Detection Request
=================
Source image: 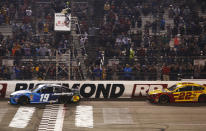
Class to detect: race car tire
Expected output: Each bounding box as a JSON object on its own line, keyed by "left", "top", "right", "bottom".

{"left": 18, "top": 96, "right": 29, "bottom": 105}
{"left": 58, "top": 96, "right": 69, "bottom": 104}
{"left": 159, "top": 95, "right": 170, "bottom": 104}
{"left": 198, "top": 95, "right": 206, "bottom": 103}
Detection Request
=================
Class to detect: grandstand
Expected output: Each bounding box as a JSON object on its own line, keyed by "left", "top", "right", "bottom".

{"left": 0, "top": 0, "right": 206, "bottom": 81}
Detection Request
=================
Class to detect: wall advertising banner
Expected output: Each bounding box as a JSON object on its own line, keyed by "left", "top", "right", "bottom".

{"left": 1, "top": 81, "right": 206, "bottom": 99}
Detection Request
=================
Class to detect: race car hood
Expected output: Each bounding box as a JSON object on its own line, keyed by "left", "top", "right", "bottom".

{"left": 11, "top": 90, "right": 31, "bottom": 96}
{"left": 148, "top": 88, "right": 170, "bottom": 95}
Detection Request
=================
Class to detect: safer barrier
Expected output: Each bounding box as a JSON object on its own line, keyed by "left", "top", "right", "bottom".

{"left": 0, "top": 81, "right": 206, "bottom": 99}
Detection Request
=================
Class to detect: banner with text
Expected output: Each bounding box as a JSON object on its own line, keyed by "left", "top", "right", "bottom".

{"left": 54, "top": 13, "right": 71, "bottom": 31}
{"left": 1, "top": 81, "right": 206, "bottom": 99}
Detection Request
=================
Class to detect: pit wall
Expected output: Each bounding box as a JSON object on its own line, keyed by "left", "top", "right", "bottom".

{"left": 0, "top": 81, "right": 205, "bottom": 99}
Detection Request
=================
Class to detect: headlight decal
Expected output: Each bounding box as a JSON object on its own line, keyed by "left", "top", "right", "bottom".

{"left": 30, "top": 95, "right": 33, "bottom": 101}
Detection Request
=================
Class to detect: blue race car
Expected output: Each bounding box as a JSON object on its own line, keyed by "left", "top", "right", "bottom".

{"left": 9, "top": 84, "right": 80, "bottom": 105}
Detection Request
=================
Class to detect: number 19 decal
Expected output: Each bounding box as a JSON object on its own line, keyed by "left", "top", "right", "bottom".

{"left": 40, "top": 94, "right": 50, "bottom": 102}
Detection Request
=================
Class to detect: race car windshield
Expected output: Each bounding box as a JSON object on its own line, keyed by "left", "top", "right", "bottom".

{"left": 168, "top": 84, "right": 180, "bottom": 91}
{"left": 30, "top": 84, "right": 44, "bottom": 92}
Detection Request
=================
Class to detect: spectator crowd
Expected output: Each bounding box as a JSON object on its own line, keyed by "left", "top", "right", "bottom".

{"left": 1, "top": 0, "right": 206, "bottom": 81}
{"left": 0, "top": 0, "right": 85, "bottom": 80}
{"left": 88, "top": 0, "right": 206, "bottom": 81}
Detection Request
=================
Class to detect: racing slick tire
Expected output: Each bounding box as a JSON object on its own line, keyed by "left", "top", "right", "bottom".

{"left": 159, "top": 95, "right": 170, "bottom": 104}
{"left": 18, "top": 96, "right": 29, "bottom": 105}
{"left": 198, "top": 95, "right": 206, "bottom": 103}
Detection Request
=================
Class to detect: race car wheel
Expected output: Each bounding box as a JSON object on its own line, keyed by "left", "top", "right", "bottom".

{"left": 159, "top": 95, "right": 170, "bottom": 104}
{"left": 18, "top": 96, "right": 29, "bottom": 105}
{"left": 58, "top": 96, "right": 69, "bottom": 104}
{"left": 198, "top": 95, "right": 206, "bottom": 103}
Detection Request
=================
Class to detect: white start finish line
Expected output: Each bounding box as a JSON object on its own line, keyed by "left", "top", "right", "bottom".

{"left": 38, "top": 104, "right": 65, "bottom": 131}
{"left": 75, "top": 106, "right": 93, "bottom": 128}
{"left": 9, "top": 106, "right": 35, "bottom": 128}
{"left": 54, "top": 104, "right": 65, "bottom": 131}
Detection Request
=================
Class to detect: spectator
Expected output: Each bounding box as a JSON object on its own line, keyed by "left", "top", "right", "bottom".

{"left": 93, "top": 66, "right": 102, "bottom": 80}
{"left": 38, "top": 45, "right": 48, "bottom": 56}
{"left": 123, "top": 64, "right": 132, "bottom": 80}
{"left": 133, "top": 64, "right": 141, "bottom": 80}
{"left": 129, "top": 48, "right": 135, "bottom": 64}
{"left": 170, "top": 65, "right": 179, "bottom": 81}
{"left": 162, "top": 64, "right": 170, "bottom": 81}
{"left": 104, "top": 2, "right": 110, "bottom": 12}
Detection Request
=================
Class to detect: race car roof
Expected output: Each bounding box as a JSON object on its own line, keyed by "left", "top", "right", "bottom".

{"left": 176, "top": 82, "right": 204, "bottom": 87}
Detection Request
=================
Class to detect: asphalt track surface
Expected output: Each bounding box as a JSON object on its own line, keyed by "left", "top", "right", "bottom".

{"left": 0, "top": 100, "right": 206, "bottom": 131}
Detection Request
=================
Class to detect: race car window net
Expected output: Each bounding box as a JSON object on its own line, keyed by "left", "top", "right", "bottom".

{"left": 31, "top": 84, "right": 44, "bottom": 92}
{"left": 179, "top": 86, "right": 192, "bottom": 92}
{"left": 41, "top": 87, "right": 54, "bottom": 93}
{"left": 193, "top": 86, "right": 204, "bottom": 91}
{"left": 54, "top": 86, "right": 62, "bottom": 93}
{"left": 62, "top": 87, "right": 72, "bottom": 93}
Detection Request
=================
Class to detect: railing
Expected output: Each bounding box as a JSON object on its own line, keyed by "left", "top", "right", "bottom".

{"left": 1, "top": 53, "right": 206, "bottom": 80}
{"left": 0, "top": 71, "right": 203, "bottom": 81}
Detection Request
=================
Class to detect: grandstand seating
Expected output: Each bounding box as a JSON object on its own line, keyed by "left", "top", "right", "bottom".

{"left": 0, "top": 0, "right": 206, "bottom": 81}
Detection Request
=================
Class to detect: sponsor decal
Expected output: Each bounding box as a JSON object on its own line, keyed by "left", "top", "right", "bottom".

{"left": 0, "top": 83, "right": 7, "bottom": 98}
{"left": 53, "top": 92, "right": 73, "bottom": 96}
{"left": 56, "top": 15, "right": 65, "bottom": 17}
{"left": 30, "top": 95, "right": 33, "bottom": 101}
{"left": 14, "top": 83, "right": 125, "bottom": 99}
{"left": 132, "top": 84, "right": 168, "bottom": 98}
{"left": 73, "top": 96, "right": 80, "bottom": 102}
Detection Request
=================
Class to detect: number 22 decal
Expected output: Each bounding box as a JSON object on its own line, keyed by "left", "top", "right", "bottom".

{"left": 40, "top": 94, "right": 50, "bottom": 102}
{"left": 179, "top": 92, "right": 192, "bottom": 100}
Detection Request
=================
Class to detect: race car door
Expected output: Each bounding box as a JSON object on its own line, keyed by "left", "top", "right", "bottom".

{"left": 173, "top": 86, "right": 194, "bottom": 102}
{"left": 51, "top": 86, "right": 63, "bottom": 101}
{"left": 32, "top": 86, "right": 54, "bottom": 103}
{"left": 192, "top": 86, "right": 205, "bottom": 102}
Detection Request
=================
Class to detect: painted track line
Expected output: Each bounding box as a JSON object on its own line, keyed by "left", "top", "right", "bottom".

{"left": 75, "top": 106, "right": 93, "bottom": 128}
{"left": 54, "top": 104, "right": 65, "bottom": 131}
{"left": 38, "top": 104, "right": 65, "bottom": 131}
{"left": 9, "top": 106, "right": 35, "bottom": 128}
